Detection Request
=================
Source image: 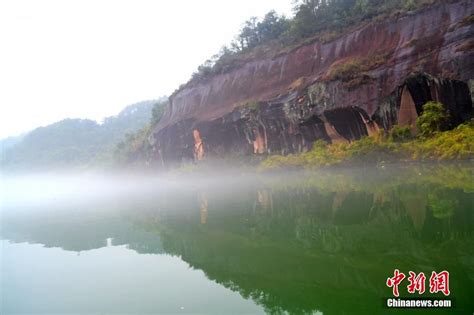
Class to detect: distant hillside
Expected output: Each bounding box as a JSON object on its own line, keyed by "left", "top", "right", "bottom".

{"left": 0, "top": 100, "right": 158, "bottom": 171}
{"left": 0, "top": 134, "right": 25, "bottom": 151}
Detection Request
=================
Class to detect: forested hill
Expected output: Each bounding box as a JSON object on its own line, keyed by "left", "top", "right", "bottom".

{"left": 0, "top": 100, "right": 159, "bottom": 171}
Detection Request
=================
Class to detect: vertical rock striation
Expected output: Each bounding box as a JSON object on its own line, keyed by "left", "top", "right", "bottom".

{"left": 151, "top": 1, "right": 473, "bottom": 166}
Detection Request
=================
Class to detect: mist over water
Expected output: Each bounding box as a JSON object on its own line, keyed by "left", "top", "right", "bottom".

{"left": 1, "top": 163, "right": 473, "bottom": 314}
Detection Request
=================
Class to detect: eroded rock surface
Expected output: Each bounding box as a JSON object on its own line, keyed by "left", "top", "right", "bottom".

{"left": 151, "top": 1, "right": 473, "bottom": 166}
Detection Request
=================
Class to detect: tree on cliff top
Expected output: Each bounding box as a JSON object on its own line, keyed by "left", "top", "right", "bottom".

{"left": 238, "top": 11, "right": 290, "bottom": 49}
{"left": 192, "top": 0, "right": 442, "bottom": 81}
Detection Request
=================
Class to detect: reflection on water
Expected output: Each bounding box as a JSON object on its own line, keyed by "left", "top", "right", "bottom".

{"left": 1, "top": 163, "right": 473, "bottom": 314}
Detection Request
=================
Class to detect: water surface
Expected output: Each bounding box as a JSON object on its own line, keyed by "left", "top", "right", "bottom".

{"left": 1, "top": 164, "right": 473, "bottom": 314}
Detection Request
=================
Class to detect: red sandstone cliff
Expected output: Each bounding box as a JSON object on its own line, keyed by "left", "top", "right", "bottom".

{"left": 151, "top": 1, "right": 473, "bottom": 165}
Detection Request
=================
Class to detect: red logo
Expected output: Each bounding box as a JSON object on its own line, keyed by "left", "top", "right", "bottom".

{"left": 429, "top": 271, "right": 450, "bottom": 296}
{"left": 407, "top": 271, "right": 426, "bottom": 294}
{"left": 386, "top": 269, "right": 406, "bottom": 297}
{"left": 386, "top": 270, "right": 450, "bottom": 297}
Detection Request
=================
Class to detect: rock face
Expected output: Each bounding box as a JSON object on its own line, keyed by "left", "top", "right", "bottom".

{"left": 151, "top": 1, "right": 474, "bottom": 166}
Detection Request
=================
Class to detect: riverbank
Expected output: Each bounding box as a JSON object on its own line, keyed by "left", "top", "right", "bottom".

{"left": 258, "top": 120, "right": 473, "bottom": 172}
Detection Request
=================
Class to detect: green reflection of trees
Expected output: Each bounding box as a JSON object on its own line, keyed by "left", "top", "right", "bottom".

{"left": 428, "top": 191, "right": 457, "bottom": 220}
{"left": 2, "top": 163, "right": 473, "bottom": 314}
{"left": 139, "top": 164, "right": 473, "bottom": 315}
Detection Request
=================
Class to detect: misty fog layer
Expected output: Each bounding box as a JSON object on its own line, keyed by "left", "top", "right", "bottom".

{"left": 1, "top": 163, "right": 473, "bottom": 314}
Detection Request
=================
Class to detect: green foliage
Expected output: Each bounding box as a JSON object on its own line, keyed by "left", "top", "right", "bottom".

{"left": 325, "top": 54, "right": 387, "bottom": 87}
{"left": 258, "top": 154, "right": 303, "bottom": 172}
{"left": 416, "top": 101, "right": 450, "bottom": 137}
{"left": 355, "top": 0, "right": 369, "bottom": 12}
{"left": 327, "top": 59, "right": 363, "bottom": 81}
{"left": 113, "top": 99, "right": 170, "bottom": 166}
{"left": 259, "top": 121, "right": 473, "bottom": 171}
{"left": 342, "top": 136, "right": 397, "bottom": 162}
{"left": 403, "top": 0, "right": 417, "bottom": 10}
{"left": 192, "top": 11, "right": 289, "bottom": 81}
{"left": 151, "top": 100, "right": 167, "bottom": 125}
{"left": 114, "top": 126, "right": 153, "bottom": 165}
{"left": 409, "top": 121, "right": 474, "bottom": 160}
{"left": 247, "top": 100, "right": 260, "bottom": 112}
{"left": 236, "top": 11, "right": 290, "bottom": 51}
{"left": 259, "top": 137, "right": 397, "bottom": 171}
{"left": 1, "top": 101, "right": 156, "bottom": 171}
{"left": 191, "top": 0, "right": 441, "bottom": 81}
{"left": 428, "top": 191, "right": 457, "bottom": 219}
{"left": 388, "top": 125, "right": 412, "bottom": 142}
{"left": 459, "top": 14, "right": 474, "bottom": 27}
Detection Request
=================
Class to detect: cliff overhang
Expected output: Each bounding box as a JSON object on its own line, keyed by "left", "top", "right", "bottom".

{"left": 151, "top": 1, "right": 474, "bottom": 166}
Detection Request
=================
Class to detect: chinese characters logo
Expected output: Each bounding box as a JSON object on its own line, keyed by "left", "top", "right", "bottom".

{"left": 386, "top": 269, "right": 450, "bottom": 297}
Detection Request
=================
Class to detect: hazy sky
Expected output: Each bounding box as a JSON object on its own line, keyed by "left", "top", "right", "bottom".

{"left": 0, "top": 0, "right": 293, "bottom": 139}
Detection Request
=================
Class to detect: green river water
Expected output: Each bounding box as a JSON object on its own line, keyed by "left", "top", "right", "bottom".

{"left": 1, "top": 163, "right": 473, "bottom": 314}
